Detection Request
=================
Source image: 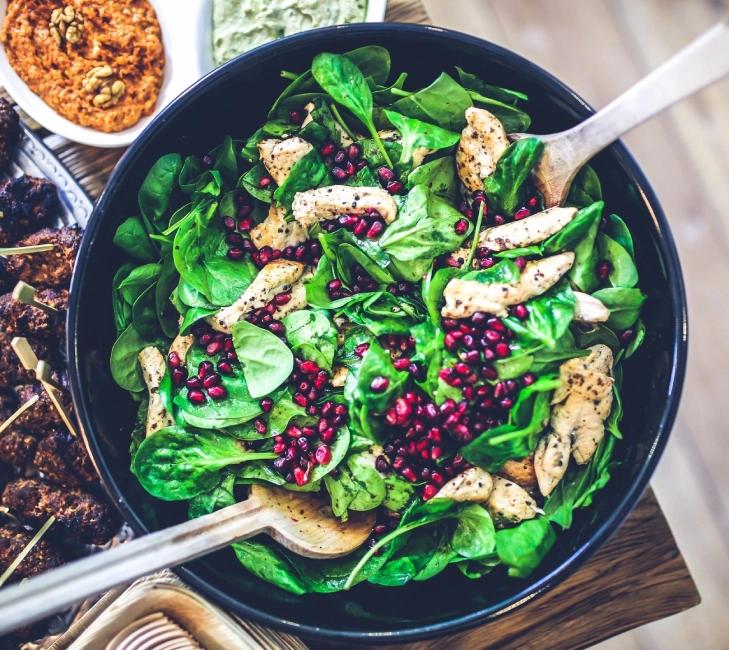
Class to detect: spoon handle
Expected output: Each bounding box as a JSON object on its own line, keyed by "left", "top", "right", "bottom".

{"left": 0, "top": 498, "right": 268, "bottom": 636}
{"left": 564, "top": 15, "right": 729, "bottom": 165}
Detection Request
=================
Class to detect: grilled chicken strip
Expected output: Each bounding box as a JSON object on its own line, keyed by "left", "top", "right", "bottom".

{"left": 456, "top": 107, "right": 509, "bottom": 193}
{"left": 273, "top": 268, "right": 312, "bottom": 320}
{"left": 573, "top": 292, "right": 610, "bottom": 323}
{"left": 534, "top": 428, "right": 571, "bottom": 497}
{"left": 250, "top": 203, "right": 308, "bottom": 251}
{"left": 210, "top": 259, "right": 306, "bottom": 333}
{"left": 258, "top": 137, "right": 313, "bottom": 185}
{"left": 139, "top": 347, "right": 174, "bottom": 437}
{"left": 485, "top": 475, "right": 538, "bottom": 525}
{"left": 168, "top": 333, "right": 195, "bottom": 365}
{"left": 435, "top": 466, "right": 493, "bottom": 502}
{"left": 0, "top": 524, "right": 64, "bottom": 580}
{"left": 0, "top": 287, "right": 67, "bottom": 341}
{"left": 2, "top": 478, "right": 117, "bottom": 545}
{"left": 331, "top": 365, "right": 349, "bottom": 388}
{"left": 292, "top": 186, "right": 398, "bottom": 228}
{"left": 549, "top": 344, "right": 614, "bottom": 466}
{"left": 496, "top": 454, "right": 538, "bottom": 493}
{"left": 34, "top": 429, "right": 98, "bottom": 488}
{"left": 1, "top": 225, "right": 81, "bottom": 288}
{"left": 442, "top": 252, "right": 575, "bottom": 319}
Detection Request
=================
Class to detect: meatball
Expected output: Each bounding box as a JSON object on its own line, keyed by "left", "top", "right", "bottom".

{"left": 0, "top": 429, "right": 38, "bottom": 467}
{"left": 0, "top": 333, "right": 57, "bottom": 388}
{"left": 0, "top": 462, "right": 13, "bottom": 493}
{"left": 3, "top": 225, "right": 81, "bottom": 288}
{"left": 35, "top": 430, "right": 97, "bottom": 488}
{"left": 2, "top": 478, "right": 116, "bottom": 545}
{"left": 0, "top": 98, "right": 20, "bottom": 175}
{"left": 14, "top": 379, "right": 72, "bottom": 433}
{"left": 0, "top": 175, "right": 59, "bottom": 247}
{"left": 0, "top": 524, "right": 64, "bottom": 580}
{"left": 0, "top": 288, "right": 67, "bottom": 341}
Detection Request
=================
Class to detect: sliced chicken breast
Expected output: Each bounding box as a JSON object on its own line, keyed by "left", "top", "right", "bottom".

{"left": 456, "top": 107, "right": 509, "bottom": 193}
{"left": 258, "top": 137, "right": 313, "bottom": 185}
{"left": 331, "top": 365, "right": 349, "bottom": 388}
{"left": 573, "top": 292, "right": 610, "bottom": 323}
{"left": 138, "top": 347, "right": 174, "bottom": 437}
{"left": 273, "top": 268, "right": 312, "bottom": 320}
{"left": 485, "top": 475, "right": 538, "bottom": 525}
{"left": 168, "top": 334, "right": 195, "bottom": 365}
{"left": 442, "top": 252, "right": 575, "bottom": 319}
{"left": 210, "top": 260, "right": 306, "bottom": 333}
{"left": 292, "top": 186, "right": 398, "bottom": 227}
{"left": 303, "top": 102, "right": 355, "bottom": 146}
{"left": 551, "top": 344, "right": 615, "bottom": 465}
{"left": 496, "top": 454, "right": 538, "bottom": 492}
{"left": 534, "top": 429, "right": 571, "bottom": 497}
{"left": 435, "top": 467, "right": 493, "bottom": 502}
{"left": 250, "top": 203, "right": 308, "bottom": 251}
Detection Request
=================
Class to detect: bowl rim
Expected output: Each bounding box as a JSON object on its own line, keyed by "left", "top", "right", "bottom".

{"left": 68, "top": 22, "right": 689, "bottom": 644}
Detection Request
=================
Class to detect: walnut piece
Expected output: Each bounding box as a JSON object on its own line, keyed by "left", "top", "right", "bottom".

{"left": 83, "top": 66, "right": 126, "bottom": 109}
{"left": 49, "top": 5, "right": 84, "bottom": 46}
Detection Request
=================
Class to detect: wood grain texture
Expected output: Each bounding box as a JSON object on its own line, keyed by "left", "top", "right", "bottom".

{"left": 385, "top": 0, "right": 429, "bottom": 24}
{"left": 311, "top": 490, "right": 699, "bottom": 650}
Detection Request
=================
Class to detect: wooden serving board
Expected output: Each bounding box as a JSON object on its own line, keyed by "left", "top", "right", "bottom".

{"left": 2, "top": 1, "right": 698, "bottom": 648}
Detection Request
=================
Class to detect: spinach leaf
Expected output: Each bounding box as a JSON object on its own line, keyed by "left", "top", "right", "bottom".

{"left": 392, "top": 73, "right": 472, "bottom": 131}
{"left": 454, "top": 67, "right": 528, "bottom": 105}
{"left": 353, "top": 342, "right": 408, "bottom": 416}
{"left": 495, "top": 516, "right": 556, "bottom": 578}
{"left": 461, "top": 375, "right": 560, "bottom": 471}
{"left": 483, "top": 137, "right": 544, "bottom": 216}
{"left": 423, "top": 267, "right": 461, "bottom": 325}
{"left": 319, "top": 228, "right": 393, "bottom": 286}
{"left": 342, "top": 292, "right": 427, "bottom": 337}
{"left": 379, "top": 185, "right": 471, "bottom": 263}
{"left": 129, "top": 400, "right": 148, "bottom": 466}
{"left": 451, "top": 504, "right": 496, "bottom": 560}
{"left": 110, "top": 324, "right": 152, "bottom": 392}
{"left": 133, "top": 426, "right": 276, "bottom": 500}
{"left": 118, "top": 263, "right": 161, "bottom": 305}
{"left": 383, "top": 111, "right": 460, "bottom": 165}
{"left": 188, "top": 474, "right": 236, "bottom": 519}
{"left": 113, "top": 216, "right": 158, "bottom": 262}
{"left": 132, "top": 283, "right": 161, "bottom": 341}
{"left": 567, "top": 164, "right": 602, "bottom": 207}
{"left": 240, "top": 162, "right": 275, "bottom": 203}
{"left": 598, "top": 232, "right": 638, "bottom": 288}
{"left": 568, "top": 202, "right": 604, "bottom": 292}
{"left": 543, "top": 201, "right": 604, "bottom": 256}
{"left": 209, "top": 136, "right": 239, "bottom": 188}
{"left": 608, "top": 214, "right": 635, "bottom": 261}
{"left": 155, "top": 253, "right": 180, "bottom": 338}
{"left": 345, "top": 45, "right": 391, "bottom": 85}
{"left": 138, "top": 154, "right": 183, "bottom": 234}
{"left": 273, "top": 148, "right": 331, "bottom": 212}
{"left": 459, "top": 259, "right": 521, "bottom": 284}
{"left": 179, "top": 307, "right": 217, "bottom": 336}
{"left": 591, "top": 288, "right": 646, "bottom": 330}
{"left": 345, "top": 165, "right": 378, "bottom": 188}
{"left": 383, "top": 473, "right": 416, "bottom": 511}
{"left": 282, "top": 310, "right": 338, "bottom": 372}
{"left": 504, "top": 279, "right": 576, "bottom": 349}
{"left": 232, "top": 541, "right": 308, "bottom": 595}
{"left": 625, "top": 319, "right": 645, "bottom": 358}
{"left": 232, "top": 321, "right": 294, "bottom": 399}
{"left": 112, "top": 262, "right": 136, "bottom": 336}
{"left": 312, "top": 53, "right": 392, "bottom": 167}
{"left": 573, "top": 322, "right": 621, "bottom": 357}
{"left": 467, "top": 91, "right": 532, "bottom": 133}
{"left": 406, "top": 157, "right": 459, "bottom": 203}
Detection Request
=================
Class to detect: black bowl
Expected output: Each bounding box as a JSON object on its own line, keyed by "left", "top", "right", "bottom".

{"left": 68, "top": 23, "right": 687, "bottom": 644}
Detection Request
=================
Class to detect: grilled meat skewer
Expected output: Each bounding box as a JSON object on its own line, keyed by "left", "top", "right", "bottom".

{"left": 0, "top": 176, "right": 59, "bottom": 247}
{"left": 0, "top": 288, "right": 67, "bottom": 341}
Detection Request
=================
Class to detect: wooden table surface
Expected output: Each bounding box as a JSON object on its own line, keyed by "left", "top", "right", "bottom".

{"left": 6, "top": 0, "right": 699, "bottom": 648}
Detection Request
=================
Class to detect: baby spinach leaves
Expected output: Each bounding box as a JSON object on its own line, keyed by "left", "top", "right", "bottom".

{"left": 353, "top": 342, "right": 408, "bottom": 417}
{"left": 567, "top": 164, "right": 603, "bottom": 207}
{"left": 383, "top": 110, "right": 460, "bottom": 165}
{"left": 495, "top": 516, "right": 556, "bottom": 578}
{"left": 282, "top": 310, "right": 338, "bottom": 372}
{"left": 232, "top": 321, "right": 294, "bottom": 399}
{"left": 272, "top": 148, "right": 331, "bottom": 212}
{"left": 133, "top": 426, "right": 276, "bottom": 500}
{"left": 591, "top": 288, "right": 646, "bottom": 330}
{"left": 312, "top": 53, "right": 393, "bottom": 167}
{"left": 110, "top": 325, "right": 151, "bottom": 393}
{"left": 113, "top": 216, "right": 157, "bottom": 262}
{"left": 597, "top": 232, "right": 638, "bottom": 288}
{"left": 392, "top": 73, "right": 472, "bottom": 131}
{"left": 483, "top": 137, "right": 544, "bottom": 216}
{"left": 138, "top": 153, "right": 183, "bottom": 236}
{"left": 406, "top": 157, "right": 459, "bottom": 203}
{"left": 232, "top": 541, "right": 308, "bottom": 595}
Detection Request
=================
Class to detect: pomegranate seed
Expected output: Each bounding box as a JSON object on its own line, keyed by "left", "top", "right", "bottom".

{"left": 327, "top": 279, "right": 342, "bottom": 292}
{"left": 482, "top": 365, "right": 498, "bottom": 380}
{"left": 268, "top": 321, "right": 286, "bottom": 335}
{"left": 354, "top": 343, "right": 370, "bottom": 358}
{"left": 378, "top": 167, "right": 395, "bottom": 182}
{"left": 227, "top": 232, "right": 244, "bottom": 246}
{"left": 422, "top": 484, "right": 439, "bottom": 501}
{"left": 366, "top": 221, "right": 384, "bottom": 239}
{"left": 386, "top": 180, "right": 404, "bottom": 194}
{"left": 514, "top": 208, "right": 531, "bottom": 220}
{"left": 259, "top": 176, "right": 272, "bottom": 189}
{"left": 523, "top": 373, "right": 536, "bottom": 386}
{"left": 444, "top": 333, "right": 460, "bottom": 352}
{"left": 222, "top": 216, "right": 237, "bottom": 232}
{"left": 334, "top": 150, "right": 348, "bottom": 165}
{"left": 252, "top": 418, "right": 267, "bottom": 434}
{"left": 331, "top": 166, "right": 347, "bottom": 180}
{"left": 198, "top": 361, "right": 214, "bottom": 378}
{"left": 320, "top": 428, "right": 335, "bottom": 443}
{"left": 259, "top": 247, "right": 273, "bottom": 265}
{"left": 217, "top": 361, "right": 233, "bottom": 375}
{"left": 199, "top": 333, "right": 212, "bottom": 346}
{"left": 338, "top": 214, "right": 359, "bottom": 228}
{"left": 370, "top": 376, "right": 389, "bottom": 393}
{"left": 619, "top": 329, "right": 635, "bottom": 342}
{"left": 514, "top": 256, "right": 527, "bottom": 272}
{"left": 171, "top": 368, "right": 187, "bottom": 386}
{"left": 401, "top": 467, "right": 417, "bottom": 482}
{"left": 597, "top": 260, "right": 611, "bottom": 280}
{"left": 393, "top": 358, "right": 411, "bottom": 371}
{"left": 375, "top": 456, "right": 390, "bottom": 473}
{"left": 528, "top": 196, "right": 539, "bottom": 207}
{"left": 206, "top": 341, "right": 224, "bottom": 356}
{"left": 500, "top": 397, "right": 514, "bottom": 409}
{"left": 315, "top": 445, "right": 332, "bottom": 465}
{"left": 273, "top": 443, "right": 287, "bottom": 454}
{"left": 454, "top": 362, "right": 471, "bottom": 376}
{"left": 493, "top": 214, "right": 506, "bottom": 225}
{"left": 186, "top": 376, "right": 203, "bottom": 390}
{"left": 454, "top": 219, "right": 469, "bottom": 235}
{"left": 347, "top": 143, "right": 361, "bottom": 160}
{"left": 292, "top": 393, "right": 308, "bottom": 407}
{"left": 495, "top": 342, "right": 511, "bottom": 358}
{"left": 300, "top": 360, "right": 319, "bottom": 374}
{"left": 238, "top": 217, "right": 254, "bottom": 233}
{"left": 321, "top": 143, "right": 336, "bottom": 156}
{"left": 202, "top": 373, "right": 221, "bottom": 388}
{"left": 353, "top": 218, "right": 369, "bottom": 237}
{"left": 293, "top": 466, "right": 310, "bottom": 486}
{"left": 321, "top": 401, "right": 335, "bottom": 417}
{"left": 259, "top": 398, "right": 274, "bottom": 413}
{"left": 188, "top": 389, "right": 206, "bottom": 404}
{"left": 513, "top": 304, "right": 529, "bottom": 320}
{"left": 167, "top": 351, "right": 182, "bottom": 369}
{"left": 345, "top": 160, "right": 357, "bottom": 176}
{"left": 314, "top": 371, "right": 328, "bottom": 390}
{"left": 207, "top": 386, "right": 228, "bottom": 400}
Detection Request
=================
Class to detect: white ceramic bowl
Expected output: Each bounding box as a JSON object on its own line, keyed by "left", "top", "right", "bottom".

{"left": 0, "top": 0, "right": 387, "bottom": 148}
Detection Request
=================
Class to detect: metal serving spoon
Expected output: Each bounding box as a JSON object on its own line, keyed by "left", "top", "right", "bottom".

{"left": 513, "top": 16, "right": 729, "bottom": 207}
{"left": 0, "top": 485, "right": 375, "bottom": 635}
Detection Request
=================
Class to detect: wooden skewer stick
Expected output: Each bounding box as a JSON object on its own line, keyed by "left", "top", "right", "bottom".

{"left": 10, "top": 338, "right": 78, "bottom": 438}
{"left": 0, "top": 395, "right": 40, "bottom": 436}
{"left": 0, "top": 244, "right": 54, "bottom": 256}
{"left": 35, "top": 361, "right": 78, "bottom": 438}
{"left": 11, "top": 282, "right": 58, "bottom": 315}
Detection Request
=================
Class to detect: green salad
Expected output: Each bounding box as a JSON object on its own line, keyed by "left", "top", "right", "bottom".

{"left": 110, "top": 46, "right": 646, "bottom": 592}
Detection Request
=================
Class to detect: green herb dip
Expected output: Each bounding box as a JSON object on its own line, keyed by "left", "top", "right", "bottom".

{"left": 213, "top": 0, "right": 368, "bottom": 66}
